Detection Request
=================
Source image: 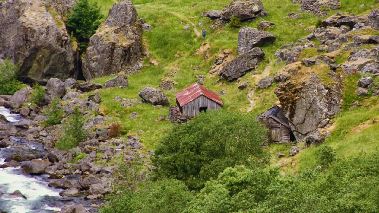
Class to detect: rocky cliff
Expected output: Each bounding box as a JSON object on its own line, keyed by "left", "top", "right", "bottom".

{"left": 82, "top": 0, "right": 144, "bottom": 80}
{"left": 0, "top": 0, "right": 75, "bottom": 82}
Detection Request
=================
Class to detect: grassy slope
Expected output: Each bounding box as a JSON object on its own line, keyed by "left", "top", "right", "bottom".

{"left": 90, "top": 0, "right": 379, "bottom": 169}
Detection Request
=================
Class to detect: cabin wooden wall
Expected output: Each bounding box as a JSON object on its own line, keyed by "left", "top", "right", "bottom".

{"left": 267, "top": 118, "right": 291, "bottom": 142}
{"left": 181, "top": 95, "right": 221, "bottom": 117}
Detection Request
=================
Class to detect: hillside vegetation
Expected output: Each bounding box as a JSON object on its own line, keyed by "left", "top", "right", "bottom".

{"left": 79, "top": 0, "right": 379, "bottom": 211}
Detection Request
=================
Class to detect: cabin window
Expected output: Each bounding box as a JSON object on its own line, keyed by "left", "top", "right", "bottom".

{"left": 199, "top": 107, "right": 208, "bottom": 112}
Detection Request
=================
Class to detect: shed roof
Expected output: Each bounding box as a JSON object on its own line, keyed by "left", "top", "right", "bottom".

{"left": 260, "top": 106, "right": 291, "bottom": 128}
{"left": 176, "top": 83, "right": 223, "bottom": 107}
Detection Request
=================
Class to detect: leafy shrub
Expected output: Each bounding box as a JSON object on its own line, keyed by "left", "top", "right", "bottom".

{"left": 56, "top": 108, "right": 86, "bottom": 150}
{"left": 229, "top": 16, "right": 242, "bottom": 28}
{"left": 66, "top": 0, "right": 103, "bottom": 52}
{"left": 184, "top": 154, "right": 379, "bottom": 213}
{"left": 317, "top": 145, "right": 336, "bottom": 168}
{"left": 153, "top": 111, "right": 268, "bottom": 190}
{"left": 184, "top": 166, "right": 277, "bottom": 213}
{"left": 0, "top": 59, "right": 24, "bottom": 95}
{"left": 108, "top": 122, "right": 121, "bottom": 138}
{"left": 30, "top": 84, "right": 46, "bottom": 106}
{"left": 130, "top": 179, "right": 193, "bottom": 213}
{"left": 43, "top": 98, "right": 64, "bottom": 126}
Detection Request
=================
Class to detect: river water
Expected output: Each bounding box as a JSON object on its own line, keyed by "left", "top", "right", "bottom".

{"left": 0, "top": 106, "right": 62, "bottom": 213}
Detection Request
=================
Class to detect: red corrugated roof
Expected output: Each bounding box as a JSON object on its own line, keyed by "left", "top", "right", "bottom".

{"left": 176, "top": 83, "right": 223, "bottom": 107}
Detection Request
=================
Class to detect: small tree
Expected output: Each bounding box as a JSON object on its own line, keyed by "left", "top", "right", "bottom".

{"left": 153, "top": 111, "right": 268, "bottom": 190}
{"left": 56, "top": 107, "right": 86, "bottom": 150}
{"left": 44, "top": 98, "right": 64, "bottom": 126}
{"left": 30, "top": 84, "right": 46, "bottom": 106}
{"left": 66, "top": 0, "right": 103, "bottom": 52}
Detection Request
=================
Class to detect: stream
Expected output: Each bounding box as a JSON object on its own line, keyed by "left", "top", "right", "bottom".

{"left": 0, "top": 106, "right": 62, "bottom": 213}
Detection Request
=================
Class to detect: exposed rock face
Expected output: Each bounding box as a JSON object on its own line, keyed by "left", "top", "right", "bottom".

{"left": 238, "top": 27, "right": 275, "bottom": 54}
{"left": 221, "top": 0, "right": 266, "bottom": 21}
{"left": 220, "top": 47, "right": 265, "bottom": 81}
{"left": 275, "top": 63, "right": 342, "bottom": 140}
{"left": 83, "top": 0, "right": 144, "bottom": 80}
{"left": 0, "top": 0, "right": 75, "bottom": 82}
{"left": 369, "top": 10, "right": 379, "bottom": 30}
{"left": 298, "top": 0, "right": 340, "bottom": 15}
{"left": 139, "top": 87, "right": 169, "bottom": 106}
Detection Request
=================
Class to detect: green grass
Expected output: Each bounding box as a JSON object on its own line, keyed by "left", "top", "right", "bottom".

{"left": 91, "top": 0, "right": 379, "bottom": 152}
{"left": 297, "top": 99, "right": 379, "bottom": 171}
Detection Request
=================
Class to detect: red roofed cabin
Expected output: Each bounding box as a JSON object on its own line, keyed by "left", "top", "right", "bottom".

{"left": 176, "top": 83, "right": 223, "bottom": 117}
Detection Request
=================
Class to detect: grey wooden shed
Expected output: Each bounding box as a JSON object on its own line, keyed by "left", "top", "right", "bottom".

{"left": 176, "top": 83, "right": 223, "bottom": 117}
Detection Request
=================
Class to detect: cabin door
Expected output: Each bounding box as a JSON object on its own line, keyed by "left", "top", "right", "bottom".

{"left": 199, "top": 107, "right": 208, "bottom": 112}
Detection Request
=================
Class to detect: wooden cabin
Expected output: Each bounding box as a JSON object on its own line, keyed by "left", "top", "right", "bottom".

{"left": 176, "top": 83, "right": 223, "bottom": 117}
{"left": 259, "top": 106, "right": 295, "bottom": 143}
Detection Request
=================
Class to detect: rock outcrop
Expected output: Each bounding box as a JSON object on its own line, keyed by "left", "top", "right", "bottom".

{"left": 0, "top": 0, "right": 75, "bottom": 82}
{"left": 83, "top": 0, "right": 144, "bottom": 80}
{"left": 220, "top": 47, "right": 265, "bottom": 81}
{"left": 238, "top": 27, "right": 275, "bottom": 54}
{"left": 275, "top": 63, "right": 342, "bottom": 140}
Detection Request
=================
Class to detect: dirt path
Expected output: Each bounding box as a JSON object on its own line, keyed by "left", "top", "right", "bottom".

{"left": 247, "top": 64, "right": 272, "bottom": 112}
{"left": 169, "top": 11, "right": 201, "bottom": 38}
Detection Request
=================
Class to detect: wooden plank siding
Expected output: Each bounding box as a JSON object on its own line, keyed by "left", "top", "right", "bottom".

{"left": 181, "top": 95, "right": 222, "bottom": 117}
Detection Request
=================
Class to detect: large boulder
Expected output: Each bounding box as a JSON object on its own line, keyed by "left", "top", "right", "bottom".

{"left": 221, "top": 0, "right": 266, "bottom": 21}
{"left": 275, "top": 63, "right": 342, "bottom": 140}
{"left": 46, "top": 78, "right": 66, "bottom": 100}
{"left": 238, "top": 27, "right": 275, "bottom": 54}
{"left": 220, "top": 47, "right": 264, "bottom": 81}
{"left": 104, "top": 75, "right": 128, "bottom": 88}
{"left": 9, "top": 86, "right": 32, "bottom": 109}
{"left": 369, "top": 10, "right": 379, "bottom": 30}
{"left": 0, "top": 0, "right": 75, "bottom": 82}
{"left": 83, "top": 0, "right": 144, "bottom": 80}
{"left": 139, "top": 87, "right": 169, "bottom": 106}
{"left": 21, "top": 159, "right": 50, "bottom": 174}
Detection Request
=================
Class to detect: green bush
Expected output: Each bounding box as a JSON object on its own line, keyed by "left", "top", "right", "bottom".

{"left": 56, "top": 108, "right": 86, "bottom": 150}
{"left": 0, "top": 59, "right": 24, "bottom": 95}
{"left": 184, "top": 154, "right": 379, "bottom": 213}
{"left": 184, "top": 166, "right": 277, "bottom": 213}
{"left": 317, "top": 145, "right": 336, "bottom": 168}
{"left": 153, "top": 111, "right": 268, "bottom": 190}
{"left": 66, "top": 0, "right": 103, "bottom": 52}
{"left": 101, "top": 179, "right": 193, "bottom": 213}
{"left": 30, "top": 84, "right": 46, "bottom": 106}
{"left": 43, "top": 99, "right": 64, "bottom": 126}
